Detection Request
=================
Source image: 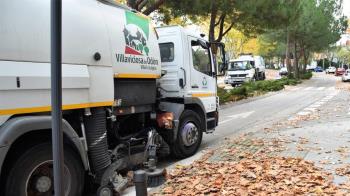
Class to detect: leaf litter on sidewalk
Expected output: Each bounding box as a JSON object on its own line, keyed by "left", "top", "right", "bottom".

{"left": 152, "top": 136, "right": 350, "bottom": 196}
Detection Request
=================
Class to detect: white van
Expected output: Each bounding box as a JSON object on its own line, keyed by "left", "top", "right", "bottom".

{"left": 224, "top": 54, "right": 266, "bottom": 86}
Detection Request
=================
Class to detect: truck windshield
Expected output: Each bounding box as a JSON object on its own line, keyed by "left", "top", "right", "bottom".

{"left": 228, "top": 61, "right": 254, "bottom": 71}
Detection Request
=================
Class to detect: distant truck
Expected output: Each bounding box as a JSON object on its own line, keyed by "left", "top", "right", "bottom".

{"left": 0, "top": 1, "right": 227, "bottom": 195}
{"left": 224, "top": 54, "right": 266, "bottom": 86}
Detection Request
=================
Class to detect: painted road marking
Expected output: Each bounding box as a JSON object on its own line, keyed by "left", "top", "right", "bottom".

{"left": 294, "top": 90, "right": 338, "bottom": 118}
{"left": 304, "top": 87, "right": 313, "bottom": 91}
{"left": 291, "top": 87, "right": 301, "bottom": 91}
{"left": 219, "top": 111, "right": 255, "bottom": 124}
{"left": 297, "top": 111, "right": 311, "bottom": 116}
{"left": 310, "top": 104, "right": 321, "bottom": 108}
{"left": 291, "top": 86, "right": 337, "bottom": 91}
{"left": 304, "top": 107, "right": 318, "bottom": 112}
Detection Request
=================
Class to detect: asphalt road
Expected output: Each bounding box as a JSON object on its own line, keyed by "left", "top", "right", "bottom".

{"left": 124, "top": 72, "right": 341, "bottom": 195}
{"left": 203, "top": 73, "right": 337, "bottom": 150}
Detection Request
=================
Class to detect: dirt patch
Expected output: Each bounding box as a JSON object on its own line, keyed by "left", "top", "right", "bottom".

{"left": 336, "top": 80, "right": 350, "bottom": 91}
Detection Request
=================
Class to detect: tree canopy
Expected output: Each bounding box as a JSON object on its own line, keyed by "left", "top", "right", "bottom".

{"left": 121, "top": 0, "right": 347, "bottom": 78}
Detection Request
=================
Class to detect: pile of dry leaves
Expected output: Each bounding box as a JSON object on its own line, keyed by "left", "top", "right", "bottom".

{"left": 151, "top": 135, "right": 350, "bottom": 196}
{"left": 336, "top": 164, "right": 350, "bottom": 176}
{"left": 152, "top": 156, "right": 345, "bottom": 195}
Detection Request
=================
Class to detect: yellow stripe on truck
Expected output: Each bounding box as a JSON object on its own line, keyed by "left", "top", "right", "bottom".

{"left": 0, "top": 101, "right": 114, "bottom": 115}
{"left": 192, "top": 93, "right": 216, "bottom": 97}
{"left": 114, "top": 73, "right": 160, "bottom": 79}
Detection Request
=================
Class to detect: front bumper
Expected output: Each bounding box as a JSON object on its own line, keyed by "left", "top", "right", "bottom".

{"left": 342, "top": 76, "right": 350, "bottom": 81}
{"left": 279, "top": 72, "right": 288, "bottom": 76}
{"left": 224, "top": 77, "right": 251, "bottom": 84}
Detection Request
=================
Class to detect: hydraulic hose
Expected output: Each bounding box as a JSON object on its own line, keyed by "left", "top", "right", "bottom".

{"left": 84, "top": 107, "right": 111, "bottom": 182}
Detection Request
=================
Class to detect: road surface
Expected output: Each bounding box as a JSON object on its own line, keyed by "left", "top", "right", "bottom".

{"left": 205, "top": 73, "right": 336, "bottom": 149}
{"left": 125, "top": 72, "right": 349, "bottom": 195}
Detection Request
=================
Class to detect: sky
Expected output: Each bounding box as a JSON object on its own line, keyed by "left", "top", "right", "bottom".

{"left": 344, "top": 0, "right": 350, "bottom": 17}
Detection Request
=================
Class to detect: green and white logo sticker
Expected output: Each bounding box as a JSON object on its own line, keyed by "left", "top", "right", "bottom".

{"left": 116, "top": 11, "right": 159, "bottom": 68}
{"left": 202, "top": 77, "right": 208, "bottom": 86}
{"left": 123, "top": 11, "right": 150, "bottom": 56}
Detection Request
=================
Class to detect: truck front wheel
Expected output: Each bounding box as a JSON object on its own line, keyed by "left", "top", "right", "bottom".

{"left": 171, "top": 110, "right": 203, "bottom": 159}
{"left": 5, "top": 143, "right": 85, "bottom": 196}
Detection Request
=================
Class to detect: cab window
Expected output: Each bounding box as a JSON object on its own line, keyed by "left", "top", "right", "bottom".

{"left": 191, "top": 40, "right": 212, "bottom": 76}
{"left": 159, "top": 43, "right": 174, "bottom": 62}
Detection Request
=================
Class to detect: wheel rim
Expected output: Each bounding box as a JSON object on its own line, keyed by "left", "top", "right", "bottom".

{"left": 25, "top": 160, "right": 72, "bottom": 196}
{"left": 98, "top": 186, "right": 113, "bottom": 196}
{"left": 181, "top": 122, "right": 199, "bottom": 147}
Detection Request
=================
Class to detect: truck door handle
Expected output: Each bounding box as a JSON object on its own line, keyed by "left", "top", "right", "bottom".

{"left": 191, "top": 85, "right": 199, "bottom": 88}
{"left": 180, "top": 67, "right": 187, "bottom": 88}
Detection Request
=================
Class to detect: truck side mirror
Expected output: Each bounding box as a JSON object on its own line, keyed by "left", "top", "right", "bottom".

{"left": 198, "top": 39, "right": 209, "bottom": 49}
{"left": 217, "top": 44, "right": 228, "bottom": 73}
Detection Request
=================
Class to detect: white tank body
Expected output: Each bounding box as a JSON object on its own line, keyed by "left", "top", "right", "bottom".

{"left": 0, "top": 0, "right": 161, "bottom": 123}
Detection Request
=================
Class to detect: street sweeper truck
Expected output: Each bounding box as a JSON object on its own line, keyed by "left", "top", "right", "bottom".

{"left": 0, "top": 0, "right": 227, "bottom": 195}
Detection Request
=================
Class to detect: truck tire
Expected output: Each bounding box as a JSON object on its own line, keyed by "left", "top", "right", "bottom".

{"left": 5, "top": 143, "right": 85, "bottom": 196}
{"left": 171, "top": 110, "right": 203, "bottom": 159}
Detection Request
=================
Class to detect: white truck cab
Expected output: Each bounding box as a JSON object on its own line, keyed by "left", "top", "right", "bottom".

{"left": 157, "top": 26, "right": 218, "bottom": 115}
{"left": 225, "top": 54, "right": 266, "bottom": 86}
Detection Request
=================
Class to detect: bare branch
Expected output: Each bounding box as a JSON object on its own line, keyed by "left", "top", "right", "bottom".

{"left": 135, "top": 0, "right": 143, "bottom": 7}
{"left": 127, "top": 0, "right": 137, "bottom": 9}
{"left": 216, "top": 14, "right": 228, "bottom": 42}
{"left": 222, "top": 23, "right": 234, "bottom": 37}
{"left": 137, "top": 0, "right": 148, "bottom": 11}
{"left": 214, "top": 14, "right": 225, "bottom": 27}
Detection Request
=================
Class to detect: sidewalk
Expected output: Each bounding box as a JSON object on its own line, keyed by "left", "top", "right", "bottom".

{"left": 150, "top": 86, "right": 350, "bottom": 195}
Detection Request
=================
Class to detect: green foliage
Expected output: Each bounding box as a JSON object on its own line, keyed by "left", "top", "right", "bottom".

{"left": 255, "top": 0, "right": 347, "bottom": 78}
{"left": 316, "top": 59, "right": 339, "bottom": 68}
{"left": 300, "top": 72, "right": 313, "bottom": 80}
{"left": 336, "top": 47, "right": 350, "bottom": 65}
{"left": 218, "top": 78, "right": 306, "bottom": 104}
{"left": 161, "top": 0, "right": 287, "bottom": 42}
{"left": 217, "top": 87, "right": 232, "bottom": 104}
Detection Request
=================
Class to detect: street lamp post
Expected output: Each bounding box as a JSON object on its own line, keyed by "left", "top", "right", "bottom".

{"left": 51, "top": 0, "right": 64, "bottom": 195}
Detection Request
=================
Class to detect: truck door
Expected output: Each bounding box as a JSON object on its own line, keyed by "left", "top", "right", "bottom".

{"left": 188, "top": 37, "right": 217, "bottom": 112}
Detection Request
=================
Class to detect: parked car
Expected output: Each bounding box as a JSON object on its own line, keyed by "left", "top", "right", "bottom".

{"left": 342, "top": 70, "right": 350, "bottom": 82}
{"left": 306, "top": 64, "right": 316, "bottom": 71}
{"left": 314, "top": 66, "right": 323, "bottom": 72}
{"left": 279, "top": 67, "right": 288, "bottom": 76}
{"left": 326, "top": 66, "right": 336, "bottom": 74}
{"left": 335, "top": 68, "right": 346, "bottom": 76}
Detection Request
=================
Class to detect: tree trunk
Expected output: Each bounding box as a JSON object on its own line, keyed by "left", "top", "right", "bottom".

{"left": 293, "top": 41, "right": 300, "bottom": 79}
{"left": 285, "top": 28, "right": 292, "bottom": 76}
{"left": 300, "top": 45, "right": 308, "bottom": 73}
{"left": 322, "top": 58, "right": 325, "bottom": 70}
{"left": 209, "top": 0, "right": 217, "bottom": 43}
